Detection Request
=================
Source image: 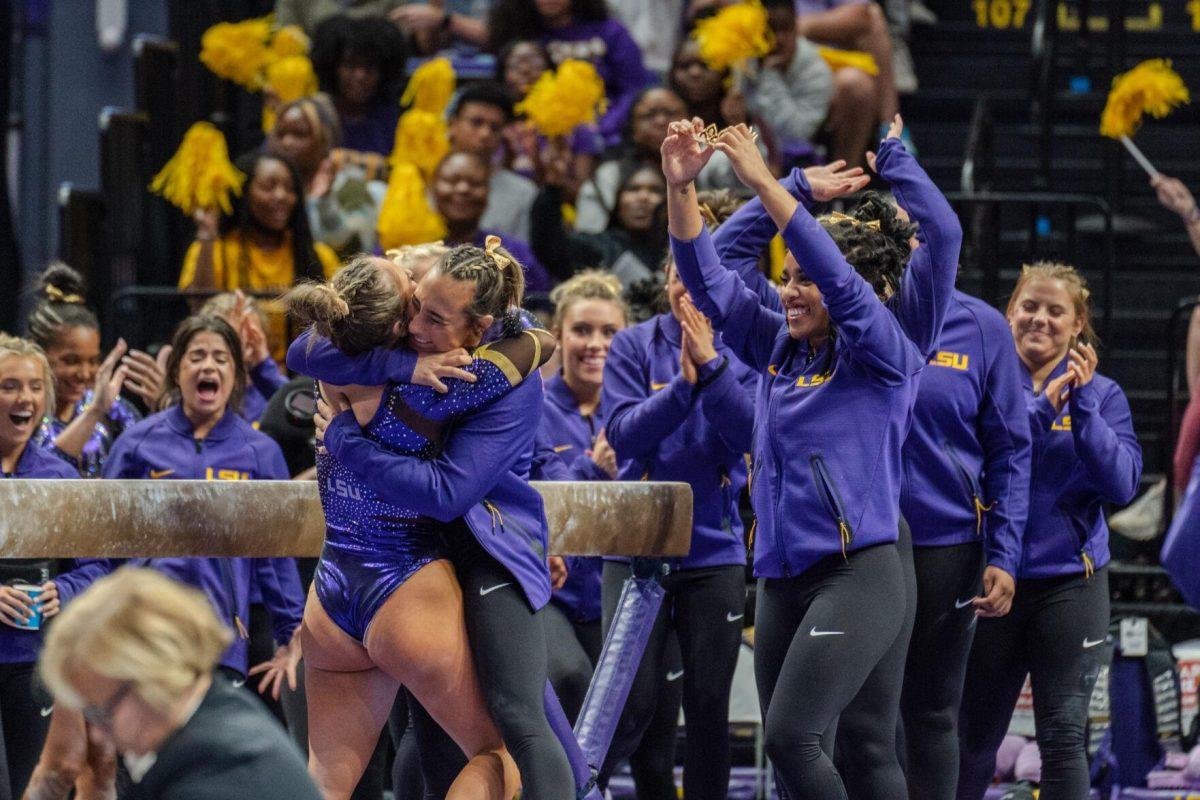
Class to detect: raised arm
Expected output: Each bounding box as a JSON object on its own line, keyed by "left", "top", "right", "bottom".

{"left": 320, "top": 375, "right": 543, "bottom": 522}
{"left": 287, "top": 329, "right": 417, "bottom": 386}
{"left": 713, "top": 162, "right": 870, "bottom": 314}
{"left": 873, "top": 118, "right": 962, "bottom": 359}
{"left": 663, "top": 119, "right": 784, "bottom": 371}
{"left": 712, "top": 124, "right": 917, "bottom": 382}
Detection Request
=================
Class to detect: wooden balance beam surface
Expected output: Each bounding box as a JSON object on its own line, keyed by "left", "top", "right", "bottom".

{"left": 0, "top": 480, "right": 693, "bottom": 559}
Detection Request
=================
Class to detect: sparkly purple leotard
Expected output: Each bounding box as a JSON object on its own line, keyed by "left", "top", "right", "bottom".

{"left": 313, "top": 335, "right": 544, "bottom": 641}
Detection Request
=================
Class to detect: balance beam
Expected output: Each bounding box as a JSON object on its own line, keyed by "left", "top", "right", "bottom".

{"left": 0, "top": 480, "right": 693, "bottom": 558}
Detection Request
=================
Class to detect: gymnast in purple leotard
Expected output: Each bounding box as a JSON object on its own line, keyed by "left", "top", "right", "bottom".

{"left": 284, "top": 246, "right": 552, "bottom": 800}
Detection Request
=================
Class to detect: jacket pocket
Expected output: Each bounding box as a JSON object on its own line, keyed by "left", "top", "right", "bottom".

{"left": 810, "top": 455, "right": 853, "bottom": 558}
{"left": 941, "top": 442, "right": 992, "bottom": 536}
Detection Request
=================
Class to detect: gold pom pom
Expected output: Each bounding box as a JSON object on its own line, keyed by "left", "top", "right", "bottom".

{"left": 271, "top": 25, "right": 310, "bottom": 59}
{"left": 692, "top": 1, "right": 774, "bottom": 72}
{"left": 377, "top": 162, "right": 447, "bottom": 249}
{"left": 402, "top": 57, "right": 457, "bottom": 114}
{"left": 816, "top": 47, "right": 879, "bottom": 76}
{"left": 262, "top": 55, "right": 319, "bottom": 131}
{"left": 1100, "top": 58, "right": 1190, "bottom": 139}
{"left": 200, "top": 16, "right": 274, "bottom": 90}
{"left": 514, "top": 59, "right": 607, "bottom": 139}
{"left": 149, "top": 122, "right": 246, "bottom": 215}
{"left": 389, "top": 109, "right": 450, "bottom": 180}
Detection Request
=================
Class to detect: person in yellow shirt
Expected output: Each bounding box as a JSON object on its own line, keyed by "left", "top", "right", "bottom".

{"left": 180, "top": 151, "right": 340, "bottom": 360}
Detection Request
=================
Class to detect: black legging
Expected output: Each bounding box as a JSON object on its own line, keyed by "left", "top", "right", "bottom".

{"left": 415, "top": 526, "right": 574, "bottom": 800}
{"left": 628, "top": 633, "right": 684, "bottom": 800}
{"left": 0, "top": 661, "right": 51, "bottom": 800}
{"left": 835, "top": 520, "right": 917, "bottom": 800}
{"left": 543, "top": 602, "right": 601, "bottom": 725}
{"left": 755, "top": 542, "right": 905, "bottom": 800}
{"left": 598, "top": 562, "right": 746, "bottom": 800}
{"left": 900, "top": 539, "right": 983, "bottom": 800}
{"left": 957, "top": 568, "right": 1109, "bottom": 800}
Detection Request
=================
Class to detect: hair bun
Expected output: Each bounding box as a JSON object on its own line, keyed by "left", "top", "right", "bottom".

{"left": 37, "top": 262, "right": 88, "bottom": 305}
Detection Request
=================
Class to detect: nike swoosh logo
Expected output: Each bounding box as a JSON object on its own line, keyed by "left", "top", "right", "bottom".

{"left": 666, "top": 670, "right": 685, "bottom": 681}
{"left": 480, "top": 583, "right": 512, "bottom": 596}
{"left": 650, "top": 382, "right": 668, "bottom": 391}
{"left": 1082, "top": 638, "right": 1105, "bottom": 649}
{"left": 40, "top": 706, "right": 53, "bottom": 717}
{"left": 727, "top": 612, "right": 744, "bottom": 622}
{"left": 553, "top": 445, "right": 573, "bottom": 453}
{"left": 149, "top": 469, "right": 175, "bottom": 479}
{"left": 955, "top": 597, "right": 974, "bottom": 609}
{"left": 232, "top": 679, "right": 246, "bottom": 688}
{"left": 809, "top": 627, "right": 844, "bottom": 637}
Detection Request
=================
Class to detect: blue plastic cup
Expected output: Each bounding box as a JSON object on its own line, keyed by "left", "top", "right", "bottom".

{"left": 13, "top": 583, "right": 43, "bottom": 631}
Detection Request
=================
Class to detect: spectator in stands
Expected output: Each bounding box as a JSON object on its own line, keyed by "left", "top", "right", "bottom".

{"left": 275, "top": 0, "right": 405, "bottom": 34}
{"left": 574, "top": 87, "right": 688, "bottom": 234}
{"left": 531, "top": 153, "right": 667, "bottom": 287}
{"left": 748, "top": 0, "right": 868, "bottom": 168}
{"left": 25, "top": 264, "right": 157, "bottom": 478}
{"left": 446, "top": 81, "right": 538, "bottom": 242}
{"left": 431, "top": 151, "right": 553, "bottom": 291}
{"left": 487, "top": 0, "right": 655, "bottom": 147}
{"left": 179, "top": 152, "right": 339, "bottom": 360}
{"left": 667, "top": 38, "right": 775, "bottom": 191}
{"left": 790, "top": 0, "right": 904, "bottom": 146}
{"left": 39, "top": 569, "right": 321, "bottom": 800}
{"left": 389, "top": 0, "right": 492, "bottom": 54}
{"left": 1152, "top": 174, "right": 1200, "bottom": 495}
{"left": 311, "top": 15, "right": 407, "bottom": 156}
{"left": 607, "top": 0, "right": 686, "bottom": 76}
{"left": 269, "top": 95, "right": 388, "bottom": 259}
{"left": 496, "top": 40, "right": 603, "bottom": 203}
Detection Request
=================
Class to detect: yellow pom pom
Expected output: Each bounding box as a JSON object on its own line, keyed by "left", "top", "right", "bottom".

{"left": 149, "top": 122, "right": 246, "bottom": 215}
{"left": 401, "top": 57, "right": 457, "bottom": 115}
{"left": 200, "top": 16, "right": 274, "bottom": 90}
{"left": 271, "top": 25, "right": 310, "bottom": 59}
{"left": 262, "top": 55, "right": 319, "bottom": 130}
{"left": 514, "top": 59, "right": 607, "bottom": 139}
{"left": 389, "top": 109, "right": 451, "bottom": 180}
{"left": 816, "top": 47, "right": 879, "bottom": 76}
{"left": 1100, "top": 58, "right": 1190, "bottom": 139}
{"left": 377, "top": 162, "right": 447, "bottom": 249}
{"left": 692, "top": 1, "right": 774, "bottom": 72}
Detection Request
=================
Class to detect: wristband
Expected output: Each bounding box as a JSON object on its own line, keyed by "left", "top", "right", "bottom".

{"left": 696, "top": 356, "right": 729, "bottom": 389}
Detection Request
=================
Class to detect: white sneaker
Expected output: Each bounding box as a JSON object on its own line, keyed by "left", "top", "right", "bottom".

{"left": 891, "top": 36, "right": 918, "bottom": 94}
{"left": 909, "top": 0, "right": 939, "bottom": 25}
{"left": 1109, "top": 477, "right": 1166, "bottom": 541}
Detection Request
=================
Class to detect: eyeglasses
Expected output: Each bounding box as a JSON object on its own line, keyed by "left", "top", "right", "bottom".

{"left": 81, "top": 681, "right": 135, "bottom": 729}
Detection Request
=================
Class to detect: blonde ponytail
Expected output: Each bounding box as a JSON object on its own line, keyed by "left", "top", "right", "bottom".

{"left": 283, "top": 255, "right": 406, "bottom": 355}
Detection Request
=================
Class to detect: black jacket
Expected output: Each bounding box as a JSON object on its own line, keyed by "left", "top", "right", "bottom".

{"left": 127, "top": 676, "right": 320, "bottom": 800}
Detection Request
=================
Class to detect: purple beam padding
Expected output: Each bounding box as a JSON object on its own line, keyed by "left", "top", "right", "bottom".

{"left": 573, "top": 576, "right": 666, "bottom": 771}
{"left": 544, "top": 681, "right": 603, "bottom": 799}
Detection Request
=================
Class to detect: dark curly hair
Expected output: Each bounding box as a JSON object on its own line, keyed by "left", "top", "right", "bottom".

{"left": 311, "top": 15, "right": 407, "bottom": 107}
{"left": 818, "top": 191, "right": 918, "bottom": 299}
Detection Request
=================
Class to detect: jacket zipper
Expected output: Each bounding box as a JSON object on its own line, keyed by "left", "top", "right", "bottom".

{"left": 767, "top": 368, "right": 789, "bottom": 576}
{"left": 197, "top": 437, "right": 248, "bottom": 640}
{"left": 810, "top": 455, "right": 853, "bottom": 559}
{"left": 941, "top": 442, "right": 994, "bottom": 536}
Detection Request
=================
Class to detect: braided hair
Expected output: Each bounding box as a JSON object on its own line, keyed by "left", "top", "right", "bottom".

{"left": 818, "top": 191, "right": 918, "bottom": 300}
{"left": 26, "top": 263, "right": 99, "bottom": 351}
{"left": 433, "top": 239, "right": 526, "bottom": 338}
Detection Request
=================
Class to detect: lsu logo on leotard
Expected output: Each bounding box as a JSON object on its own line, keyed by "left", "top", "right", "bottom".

{"left": 768, "top": 365, "right": 832, "bottom": 388}
{"left": 205, "top": 467, "right": 250, "bottom": 481}
{"left": 326, "top": 477, "right": 363, "bottom": 501}
{"left": 929, "top": 351, "right": 969, "bottom": 371}
{"left": 1052, "top": 415, "right": 1072, "bottom": 431}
